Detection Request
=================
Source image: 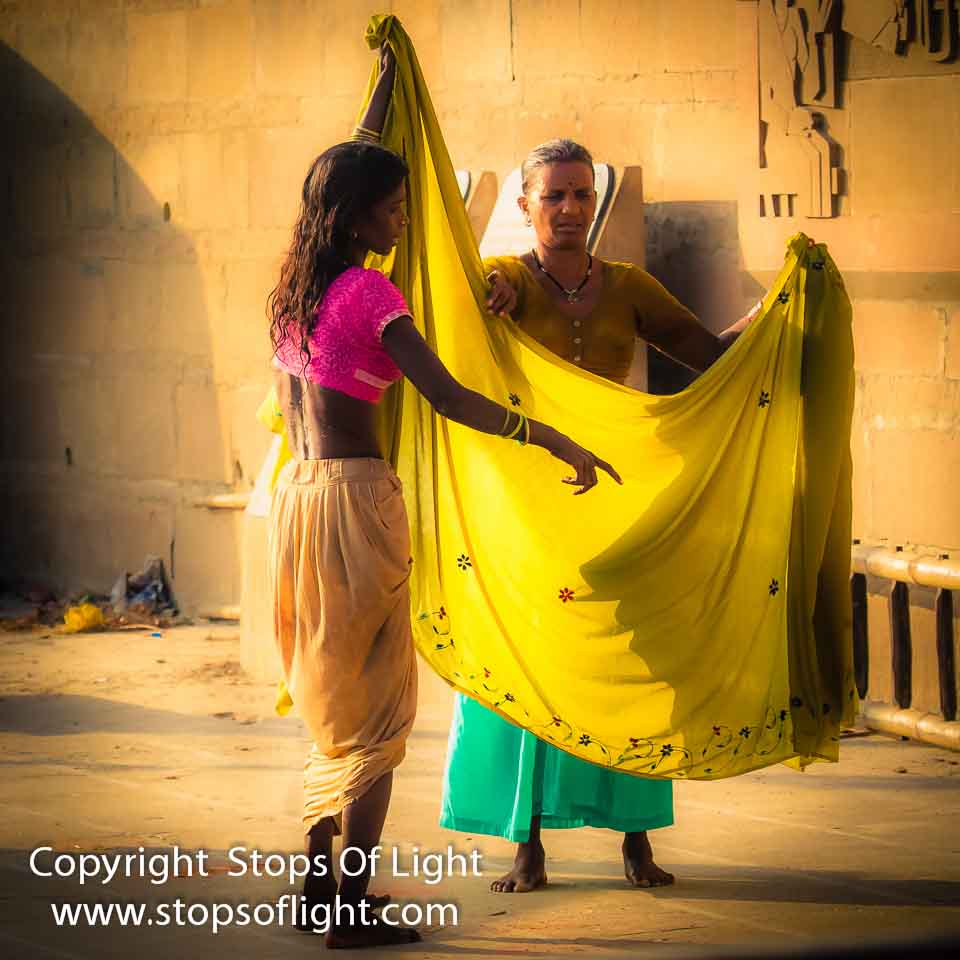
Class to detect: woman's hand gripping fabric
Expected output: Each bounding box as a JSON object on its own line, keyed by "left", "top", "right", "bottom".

{"left": 486, "top": 269, "right": 518, "bottom": 317}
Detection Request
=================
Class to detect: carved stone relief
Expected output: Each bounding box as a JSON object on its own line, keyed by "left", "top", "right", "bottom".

{"left": 845, "top": 0, "right": 958, "bottom": 61}
{"left": 754, "top": 0, "right": 958, "bottom": 220}
{"left": 758, "top": 0, "right": 840, "bottom": 219}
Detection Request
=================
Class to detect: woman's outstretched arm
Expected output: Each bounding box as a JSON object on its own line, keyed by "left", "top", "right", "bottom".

{"left": 714, "top": 237, "right": 816, "bottom": 356}
{"left": 715, "top": 300, "right": 763, "bottom": 355}
{"left": 382, "top": 316, "right": 621, "bottom": 494}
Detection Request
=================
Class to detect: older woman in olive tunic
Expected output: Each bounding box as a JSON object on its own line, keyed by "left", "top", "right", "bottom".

{"left": 441, "top": 139, "right": 758, "bottom": 893}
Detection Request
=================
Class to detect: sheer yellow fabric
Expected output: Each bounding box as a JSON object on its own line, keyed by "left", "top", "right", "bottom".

{"left": 265, "top": 14, "right": 855, "bottom": 780}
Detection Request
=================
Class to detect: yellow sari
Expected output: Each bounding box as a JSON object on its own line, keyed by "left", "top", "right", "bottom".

{"left": 264, "top": 14, "right": 855, "bottom": 781}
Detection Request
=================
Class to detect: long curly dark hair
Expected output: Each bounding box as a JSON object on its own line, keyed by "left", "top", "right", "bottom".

{"left": 268, "top": 140, "right": 409, "bottom": 363}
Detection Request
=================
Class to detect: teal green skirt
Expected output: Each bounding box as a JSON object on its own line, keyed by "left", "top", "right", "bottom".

{"left": 440, "top": 694, "right": 674, "bottom": 842}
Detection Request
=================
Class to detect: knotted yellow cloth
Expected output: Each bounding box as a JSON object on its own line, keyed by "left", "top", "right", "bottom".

{"left": 263, "top": 14, "right": 855, "bottom": 780}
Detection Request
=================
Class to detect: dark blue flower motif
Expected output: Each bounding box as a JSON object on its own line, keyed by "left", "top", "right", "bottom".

{"left": 739, "top": 726, "right": 752, "bottom": 738}
{"left": 769, "top": 579, "right": 780, "bottom": 596}
{"left": 578, "top": 734, "right": 592, "bottom": 746}
{"left": 777, "top": 291, "right": 790, "bottom": 304}
{"left": 509, "top": 393, "right": 521, "bottom": 406}
{"left": 457, "top": 554, "right": 472, "bottom": 570}
{"left": 758, "top": 390, "right": 771, "bottom": 408}
{"left": 660, "top": 744, "right": 674, "bottom": 757}
{"left": 811, "top": 261, "right": 824, "bottom": 271}
{"left": 503, "top": 692, "right": 515, "bottom": 703}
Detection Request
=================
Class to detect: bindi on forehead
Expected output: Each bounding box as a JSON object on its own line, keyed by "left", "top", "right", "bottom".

{"left": 538, "top": 164, "right": 593, "bottom": 190}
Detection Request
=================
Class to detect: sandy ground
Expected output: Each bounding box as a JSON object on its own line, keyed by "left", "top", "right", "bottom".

{"left": 1, "top": 623, "right": 959, "bottom": 958}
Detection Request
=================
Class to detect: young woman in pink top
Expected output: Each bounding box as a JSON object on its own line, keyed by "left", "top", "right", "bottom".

{"left": 266, "top": 51, "right": 620, "bottom": 950}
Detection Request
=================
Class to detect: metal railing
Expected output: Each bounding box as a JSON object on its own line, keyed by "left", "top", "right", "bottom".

{"left": 852, "top": 543, "right": 959, "bottom": 751}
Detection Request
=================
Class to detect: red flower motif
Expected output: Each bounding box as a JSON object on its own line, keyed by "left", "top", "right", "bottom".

{"left": 558, "top": 587, "right": 575, "bottom": 603}
{"left": 483, "top": 667, "right": 491, "bottom": 678}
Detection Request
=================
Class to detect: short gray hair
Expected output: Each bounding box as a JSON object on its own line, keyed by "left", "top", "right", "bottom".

{"left": 520, "top": 139, "right": 594, "bottom": 195}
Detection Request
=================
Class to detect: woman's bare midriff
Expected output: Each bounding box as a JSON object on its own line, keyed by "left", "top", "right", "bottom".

{"left": 274, "top": 371, "right": 383, "bottom": 461}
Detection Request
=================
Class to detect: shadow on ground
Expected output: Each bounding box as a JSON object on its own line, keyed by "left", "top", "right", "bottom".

{"left": 0, "top": 694, "right": 292, "bottom": 737}
{"left": 535, "top": 860, "right": 960, "bottom": 907}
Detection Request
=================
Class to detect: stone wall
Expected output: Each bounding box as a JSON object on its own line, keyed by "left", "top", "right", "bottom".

{"left": 731, "top": 5, "right": 960, "bottom": 561}
{"left": 0, "top": 1, "right": 957, "bottom": 640}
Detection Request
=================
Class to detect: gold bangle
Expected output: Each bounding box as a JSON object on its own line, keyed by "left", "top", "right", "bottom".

{"left": 504, "top": 413, "right": 524, "bottom": 440}
{"left": 353, "top": 124, "right": 381, "bottom": 142}
{"left": 498, "top": 407, "right": 512, "bottom": 436}
{"left": 504, "top": 412, "right": 525, "bottom": 441}
{"left": 517, "top": 415, "right": 530, "bottom": 446}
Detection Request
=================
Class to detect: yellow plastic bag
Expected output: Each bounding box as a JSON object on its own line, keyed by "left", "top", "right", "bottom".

{"left": 62, "top": 603, "right": 105, "bottom": 633}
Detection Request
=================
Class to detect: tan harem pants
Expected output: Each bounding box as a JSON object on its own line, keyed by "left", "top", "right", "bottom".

{"left": 268, "top": 458, "right": 417, "bottom": 833}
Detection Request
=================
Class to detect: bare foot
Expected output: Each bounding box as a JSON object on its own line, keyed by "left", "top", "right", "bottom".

{"left": 490, "top": 840, "right": 547, "bottom": 893}
{"left": 622, "top": 831, "right": 675, "bottom": 888}
{"left": 325, "top": 917, "right": 421, "bottom": 949}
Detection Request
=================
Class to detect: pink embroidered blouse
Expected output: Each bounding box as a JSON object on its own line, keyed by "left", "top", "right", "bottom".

{"left": 272, "top": 267, "right": 410, "bottom": 403}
